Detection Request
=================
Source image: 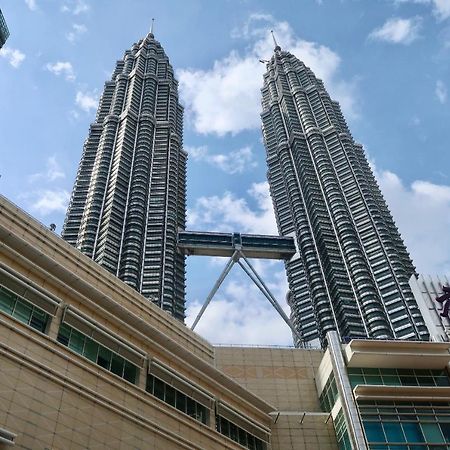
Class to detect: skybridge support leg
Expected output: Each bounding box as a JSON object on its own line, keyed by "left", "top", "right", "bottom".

{"left": 237, "top": 253, "right": 303, "bottom": 343}
{"left": 190, "top": 251, "right": 238, "bottom": 331}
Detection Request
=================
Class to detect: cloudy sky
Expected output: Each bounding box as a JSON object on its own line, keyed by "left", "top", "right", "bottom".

{"left": 1, "top": 0, "right": 449, "bottom": 346}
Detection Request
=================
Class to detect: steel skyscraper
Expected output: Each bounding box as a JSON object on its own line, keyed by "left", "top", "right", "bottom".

{"left": 63, "top": 31, "right": 186, "bottom": 321}
{"left": 261, "top": 42, "right": 429, "bottom": 346}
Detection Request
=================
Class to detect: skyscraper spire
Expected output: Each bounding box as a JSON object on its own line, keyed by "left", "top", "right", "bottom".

{"left": 270, "top": 30, "right": 281, "bottom": 51}
{"left": 150, "top": 17, "right": 155, "bottom": 36}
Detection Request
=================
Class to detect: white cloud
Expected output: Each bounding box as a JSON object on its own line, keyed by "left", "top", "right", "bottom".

{"left": 29, "top": 156, "right": 65, "bottom": 183}
{"left": 373, "top": 163, "right": 450, "bottom": 274}
{"left": 186, "top": 267, "right": 293, "bottom": 345}
{"left": 188, "top": 181, "right": 278, "bottom": 235}
{"left": 186, "top": 145, "right": 257, "bottom": 174}
{"left": 369, "top": 17, "right": 422, "bottom": 44}
{"left": 61, "top": 0, "right": 90, "bottom": 15}
{"left": 25, "top": 0, "right": 37, "bottom": 10}
{"left": 433, "top": 0, "right": 450, "bottom": 20}
{"left": 46, "top": 61, "right": 76, "bottom": 81}
{"left": 0, "top": 47, "right": 26, "bottom": 68}
{"left": 435, "top": 80, "right": 447, "bottom": 103}
{"left": 178, "top": 14, "right": 357, "bottom": 136}
{"left": 66, "top": 23, "right": 87, "bottom": 43}
{"left": 30, "top": 190, "right": 70, "bottom": 216}
{"left": 75, "top": 90, "right": 98, "bottom": 112}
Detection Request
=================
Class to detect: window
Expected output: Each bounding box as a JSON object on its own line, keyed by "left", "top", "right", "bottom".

{"left": 0, "top": 285, "right": 49, "bottom": 333}
{"left": 216, "top": 415, "right": 266, "bottom": 450}
{"left": 359, "top": 400, "right": 450, "bottom": 448}
{"left": 348, "top": 368, "right": 450, "bottom": 388}
{"left": 146, "top": 374, "right": 209, "bottom": 425}
{"left": 57, "top": 323, "right": 139, "bottom": 384}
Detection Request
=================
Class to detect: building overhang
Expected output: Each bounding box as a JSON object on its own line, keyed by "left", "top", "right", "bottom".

{"left": 344, "top": 339, "right": 450, "bottom": 369}
{"left": 354, "top": 384, "right": 450, "bottom": 402}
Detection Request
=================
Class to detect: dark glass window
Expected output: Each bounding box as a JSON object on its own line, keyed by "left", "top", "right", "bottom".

{"left": 57, "top": 323, "right": 71, "bottom": 346}
{"left": 176, "top": 391, "right": 187, "bottom": 413}
{"left": 83, "top": 339, "right": 99, "bottom": 362}
{"left": 146, "top": 374, "right": 209, "bottom": 425}
{"left": 215, "top": 415, "right": 266, "bottom": 450}
{"left": 165, "top": 385, "right": 176, "bottom": 407}
{"left": 111, "top": 353, "right": 124, "bottom": 377}
{"left": 0, "top": 286, "right": 49, "bottom": 332}
{"left": 186, "top": 397, "right": 196, "bottom": 418}
{"left": 153, "top": 377, "right": 165, "bottom": 400}
{"left": 123, "top": 361, "right": 137, "bottom": 384}
{"left": 56, "top": 323, "right": 139, "bottom": 384}
{"left": 363, "top": 422, "right": 384, "bottom": 442}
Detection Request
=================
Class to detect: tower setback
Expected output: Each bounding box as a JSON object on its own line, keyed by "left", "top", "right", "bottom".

{"left": 63, "top": 32, "right": 186, "bottom": 321}
{"left": 261, "top": 44, "right": 429, "bottom": 346}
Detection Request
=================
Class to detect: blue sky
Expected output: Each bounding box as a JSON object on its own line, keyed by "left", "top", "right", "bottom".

{"left": 1, "top": 0, "right": 450, "bottom": 345}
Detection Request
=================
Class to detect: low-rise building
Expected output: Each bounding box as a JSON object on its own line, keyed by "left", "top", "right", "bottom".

{"left": 1, "top": 194, "right": 449, "bottom": 449}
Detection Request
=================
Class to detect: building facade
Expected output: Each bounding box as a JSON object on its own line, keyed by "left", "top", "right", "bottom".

{"left": 410, "top": 274, "right": 450, "bottom": 343}
{"left": 0, "top": 194, "right": 338, "bottom": 450}
{"left": 260, "top": 44, "right": 429, "bottom": 347}
{"left": 1, "top": 194, "right": 449, "bottom": 449}
{"left": 316, "top": 331, "right": 450, "bottom": 450}
{"left": 0, "top": 8, "right": 9, "bottom": 49}
{"left": 62, "top": 32, "right": 187, "bottom": 321}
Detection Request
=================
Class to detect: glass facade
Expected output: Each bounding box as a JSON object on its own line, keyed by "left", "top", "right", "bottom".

{"left": 319, "top": 365, "right": 450, "bottom": 450}
{"left": 57, "top": 323, "right": 139, "bottom": 383}
{"left": 319, "top": 373, "right": 338, "bottom": 412}
{"left": 349, "top": 368, "right": 450, "bottom": 388}
{"left": 215, "top": 415, "right": 266, "bottom": 450}
{"left": 335, "top": 409, "right": 352, "bottom": 450}
{"left": 0, "top": 285, "right": 49, "bottom": 333}
{"left": 360, "top": 400, "right": 450, "bottom": 449}
{"left": 146, "top": 374, "right": 209, "bottom": 425}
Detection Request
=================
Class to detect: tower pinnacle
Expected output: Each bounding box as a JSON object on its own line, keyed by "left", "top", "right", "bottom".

{"left": 149, "top": 18, "right": 155, "bottom": 37}
{"left": 271, "top": 30, "right": 281, "bottom": 51}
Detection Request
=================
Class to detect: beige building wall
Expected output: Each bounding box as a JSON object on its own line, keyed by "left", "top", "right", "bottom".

{"left": 214, "top": 347, "right": 339, "bottom": 450}
{"left": 0, "top": 196, "right": 275, "bottom": 449}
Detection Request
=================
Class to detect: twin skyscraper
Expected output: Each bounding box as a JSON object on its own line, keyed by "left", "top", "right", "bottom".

{"left": 62, "top": 30, "right": 429, "bottom": 347}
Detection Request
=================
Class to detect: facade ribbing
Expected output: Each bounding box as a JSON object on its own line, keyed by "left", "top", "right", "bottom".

{"left": 0, "top": 9, "right": 9, "bottom": 49}
{"left": 260, "top": 45, "right": 429, "bottom": 346}
{"left": 62, "top": 32, "right": 186, "bottom": 321}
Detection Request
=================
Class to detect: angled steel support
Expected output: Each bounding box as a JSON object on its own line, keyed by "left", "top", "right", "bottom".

{"left": 190, "top": 249, "right": 303, "bottom": 344}
{"left": 237, "top": 253, "right": 302, "bottom": 342}
{"left": 191, "top": 251, "right": 238, "bottom": 331}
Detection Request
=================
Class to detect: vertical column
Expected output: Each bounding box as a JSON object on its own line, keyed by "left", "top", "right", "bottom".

{"left": 327, "top": 331, "right": 368, "bottom": 450}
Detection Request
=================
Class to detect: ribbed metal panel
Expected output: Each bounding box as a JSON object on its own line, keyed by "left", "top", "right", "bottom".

{"left": 63, "top": 33, "right": 186, "bottom": 321}
{"left": 261, "top": 48, "right": 429, "bottom": 346}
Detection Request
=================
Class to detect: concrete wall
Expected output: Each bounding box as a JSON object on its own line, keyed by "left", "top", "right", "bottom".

{"left": 214, "top": 346, "right": 339, "bottom": 450}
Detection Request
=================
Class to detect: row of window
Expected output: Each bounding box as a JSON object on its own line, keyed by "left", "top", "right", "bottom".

{"left": 216, "top": 415, "right": 266, "bottom": 450}
{"left": 0, "top": 281, "right": 268, "bottom": 446}
{"left": 57, "top": 323, "right": 139, "bottom": 384}
{"left": 146, "top": 374, "right": 208, "bottom": 425}
{"left": 348, "top": 368, "right": 450, "bottom": 388}
{"left": 0, "top": 285, "right": 49, "bottom": 333}
{"left": 361, "top": 401, "right": 450, "bottom": 448}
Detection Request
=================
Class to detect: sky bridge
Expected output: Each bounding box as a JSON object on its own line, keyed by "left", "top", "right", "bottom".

{"left": 178, "top": 230, "right": 302, "bottom": 343}
{"left": 177, "top": 231, "right": 296, "bottom": 260}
